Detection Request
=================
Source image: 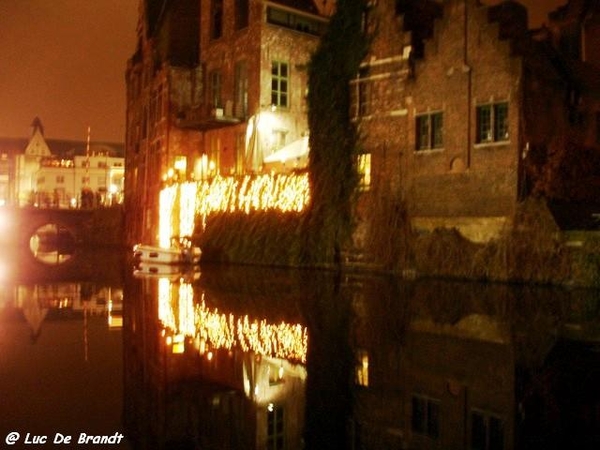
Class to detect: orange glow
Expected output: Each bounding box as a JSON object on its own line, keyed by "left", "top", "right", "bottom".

{"left": 158, "top": 173, "right": 310, "bottom": 244}
{"left": 158, "top": 279, "right": 308, "bottom": 363}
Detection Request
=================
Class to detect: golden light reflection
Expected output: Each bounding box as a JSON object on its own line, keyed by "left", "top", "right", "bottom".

{"left": 158, "top": 173, "right": 310, "bottom": 245}
{"left": 158, "top": 279, "right": 308, "bottom": 363}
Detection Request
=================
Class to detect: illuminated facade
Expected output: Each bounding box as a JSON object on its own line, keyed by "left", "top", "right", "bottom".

{"left": 0, "top": 118, "right": 124, "bottom": 208}
{"left": 125, "top": 0, "right": 330, "bottom": 245}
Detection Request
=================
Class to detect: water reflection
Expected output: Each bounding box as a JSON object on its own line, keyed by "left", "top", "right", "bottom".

{"left": 124, "top": 266, "right": 600, "bottom": 450}
{"left": 0, "top": 248, "right": 126, "bottom": 444}
{"left": 29, "top": 223, "right": 76, "bottom": 264}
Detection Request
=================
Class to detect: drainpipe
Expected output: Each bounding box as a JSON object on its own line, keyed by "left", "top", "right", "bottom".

{"left": 465, "top": 0, "right": 472, "bottom": 169}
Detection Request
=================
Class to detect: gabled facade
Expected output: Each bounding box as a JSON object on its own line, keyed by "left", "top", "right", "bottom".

{"left": 125, "top": 0, "right": 328, "bottom": 245}
{"left": 16, "top": 118, "right": 53, "bottom": 206}
{"left": 2, "top": 118, "right": 124, "bottom": 208}
{"left": 353, "top": 0, "right": 600, "bottom": 246}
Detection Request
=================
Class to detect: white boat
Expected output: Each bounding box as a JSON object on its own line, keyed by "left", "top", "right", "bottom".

{"left": 133, "top": 238, "right": 201, "bottom": 265}
{"left": 134, "top": 263, "right": 201, "bottom": 281}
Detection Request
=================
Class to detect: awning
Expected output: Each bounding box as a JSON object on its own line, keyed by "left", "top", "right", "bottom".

{"left": 263, "top": 136, "right": 309, "bottom": 164}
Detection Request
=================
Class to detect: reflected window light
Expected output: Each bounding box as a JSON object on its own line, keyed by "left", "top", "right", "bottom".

{"left": 356, "top": 349, "right": 369, "bottom": 387}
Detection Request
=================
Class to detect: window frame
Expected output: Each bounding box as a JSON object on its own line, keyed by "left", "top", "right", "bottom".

{"left": 411, "top": 394, "right": 440, "bottom": 439}
{"left": 234, "top": 60, "right": 248, "bottom": 117}
{"left": 267, "top": 405, "right": 285, "bottom": 450}
{"left": 415, "top": 111, "right": 444, "bottom": 151}
{"left": 234, "top": 0, "right": 249, "bottom": 30}
{"left": 271, "top": 61, "right": 289, "bottom": 108}
{"left": 210, "top": 0, "right": 224, "bottom": 40}
{"left": 470, "top": 409, "right": 504, "bottom": 450}
{"left": 209, "top": 70, "right": 222, "bottom": 109}
{"left": 476, "top": 102, "right": 509, "bottom": 144}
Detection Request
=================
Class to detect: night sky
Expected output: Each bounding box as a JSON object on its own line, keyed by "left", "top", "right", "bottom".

{"left": 0, "top": 0, "right": 566, "bottom": 143}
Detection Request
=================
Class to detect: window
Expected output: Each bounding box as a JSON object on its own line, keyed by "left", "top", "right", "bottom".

{"left": 210, "top": 70, "right": 222, "bottom": 108}
{"left": 235, "top": 0, "right": 249, "bottom": 30}
{"left": 358, "top": 153, "right": 371, "bottom": 190}
{"left": 471, "top": 411, "right": 504, "bottom": 450}
{"left": 357, "top": 68, "right": 370, "bottom": 117}
{"left": 211, "top": 0, "right": 223, "bottom": 39}
{"left": 476, "top": 102, "right": 508, "bottom": 143}
{"left": 362, "top": 0, "right": 377, "bottom": 34}
{"left": 412, "top": 395, "right": 439, "bottom": 439}
{"left": 271, "top": 62, "right": 289, "bottom": 108}
{"left": 267, "top": 404, "right": 284, "bottom": 450}
{"left": 235, "top": 132, "right": 245, "bottom": 175}
{"left": 56, "top": 175, "right": 65, "bottom": 184}
{"left": 266, "top": 6, "right": 326, "bottom": 36}
{"left": 416, "top": 112, "right": 443, "bottom": 150}
{"left": 271, "top": 130, "right": 287, "bottom": 151}
{"left": 234, "top": 61, "right": 248, "bottom": 117}
{"left": 355, "top": 349, "right": 369, "bottom": 386}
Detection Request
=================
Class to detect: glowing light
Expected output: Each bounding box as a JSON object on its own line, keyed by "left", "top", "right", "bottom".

{"left": 157, "top": 278, "right": 308, "bottom": 363}
{"left": 157, "top": 173, "right": 309, "bottom": 246}
{"left": 159, "top": 186, "right": 177, "bottom": 248}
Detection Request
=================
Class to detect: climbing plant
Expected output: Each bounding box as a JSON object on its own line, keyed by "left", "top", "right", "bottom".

{"left": 303, "top": 0, "right": 369, "bottom": 266}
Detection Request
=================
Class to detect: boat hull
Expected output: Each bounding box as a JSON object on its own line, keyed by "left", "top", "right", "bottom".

{"left": 133, "top": 244, "right": 201, "bottom": 265}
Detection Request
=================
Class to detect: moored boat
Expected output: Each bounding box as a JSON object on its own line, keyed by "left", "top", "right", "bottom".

{"left": 133, "top": 237, "right": 201, "bottom": 265}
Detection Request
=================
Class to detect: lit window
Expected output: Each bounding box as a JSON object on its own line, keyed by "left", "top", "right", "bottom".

{"left": 471, "top": 410, "right": 504, "bottom": 450}
{"left": 416, "top": 112, "right": 443, "bottom": 150}
{"left": 174, "top": 156, "right": 187, "bottom": 174}
{"left": 476, "top": 102, "right": 508, "bottom": 143}
{"left": 355, "top": 349, "right": 369, "bottom": 386}
{"left": 412, "top": 395, "right": 439, "bottom": 439}
{"left": 271, "top": 62, "right": 289, "bottom": 108}
{"left": 358, "top": 153, "right": 371, "bottom": 190}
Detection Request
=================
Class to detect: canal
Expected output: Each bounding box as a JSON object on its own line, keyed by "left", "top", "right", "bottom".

{"left": 0, "top": 249, "right": 598, "bottom": 449}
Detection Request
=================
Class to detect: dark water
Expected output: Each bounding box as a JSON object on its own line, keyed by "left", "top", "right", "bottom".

{"left": 1, "top": 249, "right": 599, "bottom": 449}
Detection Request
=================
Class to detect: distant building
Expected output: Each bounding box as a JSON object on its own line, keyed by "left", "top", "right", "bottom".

{"left": 0, "top": 118, "right": 125, "bottom": 207}
{"left": 125, "top": 0, "right": 330, "bottom": 244}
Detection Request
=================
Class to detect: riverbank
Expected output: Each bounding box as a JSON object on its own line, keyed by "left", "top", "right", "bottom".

{"left": 195, "top": 203, "right": 600, "bottom": 288}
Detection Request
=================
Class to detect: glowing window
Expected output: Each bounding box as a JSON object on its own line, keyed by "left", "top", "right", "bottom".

{"left": 355, "top": 349, "right": 369, "bottom": 387}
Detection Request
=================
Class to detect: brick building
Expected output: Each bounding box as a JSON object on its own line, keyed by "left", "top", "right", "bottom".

{"left": 353, "top": 0, "right": 600, "bottom": 245}
{"left": 125, "top": 0, "right": 330, "bottom": 245}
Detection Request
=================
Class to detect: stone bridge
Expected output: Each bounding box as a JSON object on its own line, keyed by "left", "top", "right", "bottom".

{"left": 0, "top": 206, "right": 123, "bottom": 247}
